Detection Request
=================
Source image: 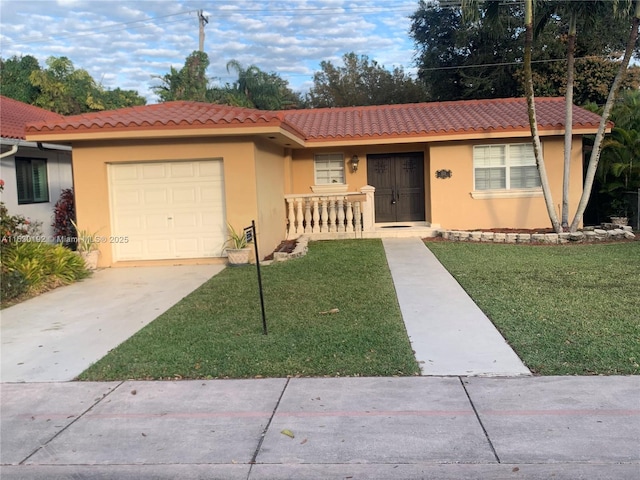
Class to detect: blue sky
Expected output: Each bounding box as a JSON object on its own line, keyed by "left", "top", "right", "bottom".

{"left": 0, "top": 0, "right": 420, "bottom": 103}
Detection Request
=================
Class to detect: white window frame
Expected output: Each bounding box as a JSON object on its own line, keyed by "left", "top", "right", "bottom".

{"left": 313, "top": 153, "right": 345, "bottom": 186}
{"left": 16, "top": 157, "right": 49, "bottom": 204}
{"left": 471, "top": 143, "right": 542, "bottom": 199}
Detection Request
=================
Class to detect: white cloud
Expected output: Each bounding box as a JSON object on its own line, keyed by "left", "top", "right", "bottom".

{"left": 0, "top": 0, "right": 420, "bottom": 102}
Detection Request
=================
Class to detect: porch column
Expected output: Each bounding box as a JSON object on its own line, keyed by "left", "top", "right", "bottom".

{"left": 360, "top": 185, "right": 376, "bottom": 232}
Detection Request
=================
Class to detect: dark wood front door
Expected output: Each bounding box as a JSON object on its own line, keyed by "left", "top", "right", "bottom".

{"left": 367, "top": 153, "right": 425, "bottom": 223}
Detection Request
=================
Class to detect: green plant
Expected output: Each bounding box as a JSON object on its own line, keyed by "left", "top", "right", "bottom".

{"left": 0, "top": 267, "right": 28, "bottom": 303}
{"left": 224, "top": 223, "right": 250, "bottom": 250}
{"left": 1, "top": 241, "right": 89, "bottom": 306}
{"left": 70, "top": 220, "right": 99, "bottom": 252}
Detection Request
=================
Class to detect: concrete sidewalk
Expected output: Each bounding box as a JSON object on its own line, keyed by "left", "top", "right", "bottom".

{"left": 1, "top": 265, "right": 224, "bottom": 383}
{"left": 2, "top": 376, "right": 638, "bottom": 479}
{"left": 383, "top": 238, "right": 530, "bottom": 376}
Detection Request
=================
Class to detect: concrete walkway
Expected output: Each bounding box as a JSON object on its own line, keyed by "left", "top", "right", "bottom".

{"left": 2, "top": 376, "right": 638, "bottom": 479}
{"left": 383, "top": 237, "right": 530, "bottom": 376}
{"left": 1, "top": 265, "right": 224, "bottom": 383}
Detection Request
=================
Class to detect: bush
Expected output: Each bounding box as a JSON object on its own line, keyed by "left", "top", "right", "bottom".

{"left": 0, "top": 267, "right": 28, "bottom": 303}
{"left": 52, "top": 188, "right": 76, "bottom": 249}
{"left": 1, "top": 241, "right": 89, "bottom": 305}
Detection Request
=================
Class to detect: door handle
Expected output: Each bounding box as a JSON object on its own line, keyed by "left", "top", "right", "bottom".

{"left": 391, "top": 190, "right": 396, "bottom": 205}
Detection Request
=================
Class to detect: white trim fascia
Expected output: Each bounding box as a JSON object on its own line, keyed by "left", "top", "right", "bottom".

{"left": 470, "top": 188, "right": 544, "bottom": 199}
{"left": 0, "top": 137, "right": 72, "bottom": 151}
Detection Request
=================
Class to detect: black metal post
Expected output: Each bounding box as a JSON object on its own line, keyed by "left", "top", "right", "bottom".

{"left": 252, "top": 220, "right": 268, "bottom": 335}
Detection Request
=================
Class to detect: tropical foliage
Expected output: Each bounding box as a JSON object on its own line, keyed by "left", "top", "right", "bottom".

{"left": 410, "top": 0, "right": 640, "bottom": 103}
{"left": 306, "top": 53, "right": 427, "bottom": 107}
{"left": 0, "top": 55, "right": 146, "bottom": 114}
{"left": 152, "top": 52, "right": 302, "bottom": 109}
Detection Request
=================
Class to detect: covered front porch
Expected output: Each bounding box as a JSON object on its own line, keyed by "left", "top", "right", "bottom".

{"left": 284, "top": 186, "right": 440, "bottom": 240}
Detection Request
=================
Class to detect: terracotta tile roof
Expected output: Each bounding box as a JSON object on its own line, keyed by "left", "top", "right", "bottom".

{"left": 25, "top": 101, "right": 295, "bottom": 135}
{"left": 282, "top": 97, "right": 603, "bottom": 141}
{"left": 25, "top": 97, "right": 604, "bottom": 143}
{"left": 1, "top": 95, "right": 64, "bottom": 140}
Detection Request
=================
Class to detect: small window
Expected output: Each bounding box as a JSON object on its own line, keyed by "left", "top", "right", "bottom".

{"left": 314, "top": 153, "right": 345, "bottom": 185}
{"left": 473, "top": 144, "right": 540, "bottom": 191}
{"left": 16, "top": 158, "right": 49, "bottom": 204}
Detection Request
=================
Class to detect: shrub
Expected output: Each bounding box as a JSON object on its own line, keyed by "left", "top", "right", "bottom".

{"left": 52, "top": 188, "right": 76, "bottom": 249}
{"left": 0, "top": 267, "right": 28, "bottom": 303}
{"left": 1, "top": 241, "right": 89, "bottom": 305}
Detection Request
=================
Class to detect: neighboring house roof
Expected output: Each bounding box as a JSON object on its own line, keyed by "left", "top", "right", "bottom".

{"left": 24, "top": 97, "right": 606, "bottom": 146}
{"left": 0, "top": 95, "right": 65, "bottom": 140}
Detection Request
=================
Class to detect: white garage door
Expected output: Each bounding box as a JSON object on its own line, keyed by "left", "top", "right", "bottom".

{"left": 108, "top": 160, "right": 226, "bottom": 261}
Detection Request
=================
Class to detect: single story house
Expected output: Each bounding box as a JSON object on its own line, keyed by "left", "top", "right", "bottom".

{"left": 25, "top": 97, "right": 604, "bottom": 268}
{"left": 0, "top": 95, "right": 73, "bottom": 239}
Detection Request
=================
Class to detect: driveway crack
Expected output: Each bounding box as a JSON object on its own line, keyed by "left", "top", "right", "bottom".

{"left": 459, "top": 377, "right": 500, "bottom": 463}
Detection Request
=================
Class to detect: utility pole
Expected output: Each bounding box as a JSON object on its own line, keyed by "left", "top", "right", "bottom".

{"left": 198, "top": 10, "right": 208, "bottom": 52}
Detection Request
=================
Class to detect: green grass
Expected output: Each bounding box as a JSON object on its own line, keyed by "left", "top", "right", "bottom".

{"left": 79, "top": 239, "right": 420, "bottom": 380}
{"left": 426, "top": 241, "right": 640, "bottom": 375}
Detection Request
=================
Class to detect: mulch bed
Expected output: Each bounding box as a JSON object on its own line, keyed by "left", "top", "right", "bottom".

{"left": 263, "top": 239, "right": 298, "bottom": 261}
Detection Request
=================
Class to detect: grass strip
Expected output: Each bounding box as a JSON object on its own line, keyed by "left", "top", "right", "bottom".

{"left": 79, "top": 239, "right": 419, "bottom": 380}
{"left": 426, "top": 241, "right": 640, "bottom": 375}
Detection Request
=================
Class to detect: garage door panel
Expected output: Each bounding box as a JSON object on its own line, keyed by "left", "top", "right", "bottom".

{"left": 199, "top": 161, "right": 223, "bottom": 177}
{"left": 144, "top": 188, "right": 169, "bottom": 205}
{"left": 109, "top": 160, "right": 225, "bottom": 261}
{"left": 112, "top": 189, "right": 141, "bottom": 207}
{"left": 170, "top": 163, "right": 196, "bottom": 178}
{"left": 172, "top": 187, "right": 197, "bottom": 204}
{"left": 172, "top": 213, "right": 199, "bottom": 229}
{"left": 141, "top": 164, "right": 167, "bottom": 179}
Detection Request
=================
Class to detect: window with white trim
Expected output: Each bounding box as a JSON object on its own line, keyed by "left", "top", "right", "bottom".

{"left": 314, "top": 153, "right": 345, "bottom": 185}
{"left": 473, "top": 144, "right": 540, "bottom": 191}
{"left": 16, "top": 157, "right": 49, "bottom": 204}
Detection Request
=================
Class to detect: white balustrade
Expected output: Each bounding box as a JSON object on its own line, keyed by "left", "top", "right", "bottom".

{"left": 285, "top": 188, "right": 375, "bottom": 239}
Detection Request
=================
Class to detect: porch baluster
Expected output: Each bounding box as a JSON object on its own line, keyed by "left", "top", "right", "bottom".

{"left": 345, "top": 200, "right": 354, "bottom": 233}
{"left": 304, "top": 199, "right": 312, "bottom": 234}
{"left": 312, "top": 198, "right": 320, "bottom": 233}
{"left": 287, "top": 198, "right": 296, "bottom": 239}
{"left": 337, "top": 197, "right": 345, "bottom": 233}
{"left": 296, "top": 198, "right": 304, "bottom": 235}
{"left": 354, "top": 201, "right": 362, "bottom": 234}
{"left": 320, "top": 199, "right": 328, "bottom": 233}
{"left": 328, "top": 197, "right": 337, "bottom": 233}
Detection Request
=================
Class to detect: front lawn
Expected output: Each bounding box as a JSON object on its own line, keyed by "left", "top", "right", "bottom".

{"left": 426, "top": 241, "right": 640, "bottom": 375}
{"left": 79, "top": 239, "right": 420, "bottom": 380}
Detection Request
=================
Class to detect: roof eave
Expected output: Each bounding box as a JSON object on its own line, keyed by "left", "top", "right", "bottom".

{"left": 26, "top": 125, "right": 307, "bottom": 148}
{"left": 300, "top": 126, "right": 605, "bottom": 148}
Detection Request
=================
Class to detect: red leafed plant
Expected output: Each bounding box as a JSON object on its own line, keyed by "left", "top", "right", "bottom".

{"left": 52, "top": 188, "right": 76, "bottom": 249}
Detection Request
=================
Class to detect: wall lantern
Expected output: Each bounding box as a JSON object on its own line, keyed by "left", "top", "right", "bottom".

{"left": 435, "top": 169, "right": 452, "bottom": 179}
{"left": 349, "top": 155, "right": 360, "bottom": 173}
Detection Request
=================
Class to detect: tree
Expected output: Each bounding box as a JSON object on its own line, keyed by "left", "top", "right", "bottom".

{"left": 0, "top": 55, "right": 40, "bottom": 104}
{"left": 223, "top": 60, "right": 301, "bottom": 110}
{"left": 569, "top": 0, "right": 640, "bottom": 231}
{"left": 0, "top": 55, "right": 146, "bottom": 114}
{"left": 411, "top": 1, "right": 526, "bottom": 101}
{"left": 306, "top": 53, "right": 427, "bottom": 108}
{"left": 152, "top": 51, "right": 210, "bottom": 102}
{"left": 411, "top": 0, "right": 638, "bottom": 104}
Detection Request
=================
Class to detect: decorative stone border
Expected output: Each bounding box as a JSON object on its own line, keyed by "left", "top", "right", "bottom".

{"left": 271, "top": 236, "right": 310, "bottom": 262}
{"left": 439, "top": 226, "right": 636, "bottom": 244}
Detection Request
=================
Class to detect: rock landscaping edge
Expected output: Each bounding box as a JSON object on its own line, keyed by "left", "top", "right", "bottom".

{"left": 437, "top": 226, "right": 636, "bottom": 244}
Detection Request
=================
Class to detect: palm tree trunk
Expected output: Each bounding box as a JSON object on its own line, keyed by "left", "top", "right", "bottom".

{"left": 524, "top": 0, "right": 562, "bottom": 233}
{"left": 562, "top": 13, "right": 577, "bottom": 230}
{"left": 570, "top": 0, "right": 640, "bottom": 231}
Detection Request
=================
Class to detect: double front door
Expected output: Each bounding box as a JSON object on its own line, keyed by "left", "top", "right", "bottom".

{"left": 367, "top": 153, "right": 425, "bottom": 223}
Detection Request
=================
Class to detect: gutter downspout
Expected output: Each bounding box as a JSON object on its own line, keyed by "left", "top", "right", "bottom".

{"left": 0, "top": 144, "right": 18, "bottom": 159}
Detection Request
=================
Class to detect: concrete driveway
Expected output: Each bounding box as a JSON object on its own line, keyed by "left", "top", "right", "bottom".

{"left": 1, "top": 265, "right": 224, "bottom": 383}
